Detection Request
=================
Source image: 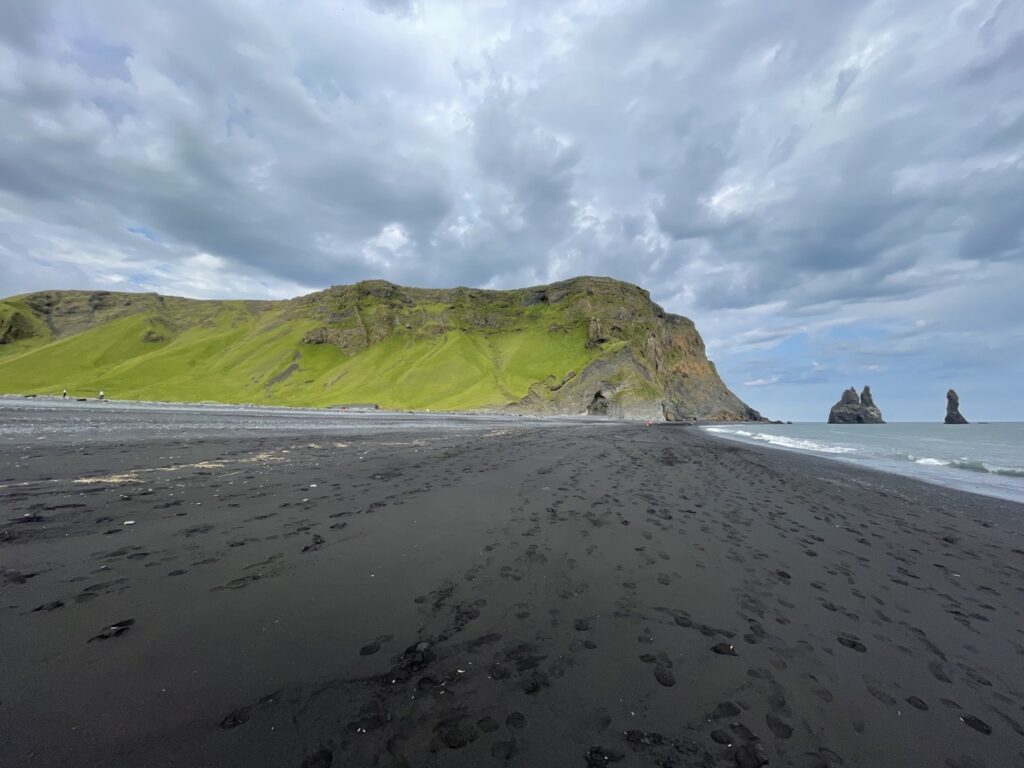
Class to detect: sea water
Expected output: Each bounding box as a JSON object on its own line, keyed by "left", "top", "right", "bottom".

{"left": 704, "top": 422, "right": 1024, "bottom": 504}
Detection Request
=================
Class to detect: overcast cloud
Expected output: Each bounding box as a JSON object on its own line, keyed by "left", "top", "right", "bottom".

{"left": 2, "top": 0, "right": 1022, "bottom": 419}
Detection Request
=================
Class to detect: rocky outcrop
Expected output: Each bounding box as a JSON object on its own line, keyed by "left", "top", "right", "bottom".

{"left": 828, "top": 386, "right": 885, "bottom": 424}
{"left": 945, "top": 389, "right": 968, "bottom": 424}
{"left": 502, "top": 279, "right": 763, "bottom": 421}
{"left": 302, "top": 326, "right": 362, "bottom": 349}
{"left": 0, "top": 311, "right": 35, "bottom": 344}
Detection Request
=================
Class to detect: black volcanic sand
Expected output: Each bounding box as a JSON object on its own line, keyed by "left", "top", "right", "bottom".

{"left": 2, "top": 422, "right": 1024, "bottom": 767}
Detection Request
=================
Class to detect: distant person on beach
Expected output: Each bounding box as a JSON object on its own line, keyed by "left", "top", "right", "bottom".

{"left": 62, "top": 388, "right": 67, "bottom": 399}
{"left": 98, "top": 390, "right": 105, "bottom": 401}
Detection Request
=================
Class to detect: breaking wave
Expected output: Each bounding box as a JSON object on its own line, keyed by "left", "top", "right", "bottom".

{"left": 702, "top": 423, "right": 1024, "bottom": 503}
{"left": 911, "top": 456, "right": 1024, "bottom": 476}
{"left": 706, "top": 430, "right": 1024, "bottom": 476}
{"left": 953, "top": 460, "right": 1024, "bottom": 477}
{"left": 704, "top": 428, "right": 857, "bottom": 454}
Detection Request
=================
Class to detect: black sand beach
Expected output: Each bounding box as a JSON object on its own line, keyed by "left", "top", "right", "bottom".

{"left": 2, "top": 407, "right": 1023, "bottom": 767}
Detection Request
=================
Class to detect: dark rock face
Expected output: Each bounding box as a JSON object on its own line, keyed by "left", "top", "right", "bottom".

{"left": 587, "top": 392, "right": 610, "bottom": 415}
{"left": 860, "top": 385, "right": 876, "bottom": 408}
{"left": 828, "top": 386, "right": 885, "bottom": 424}
{"left": 945, "top": 389, "right": 968, "bottom": 424}
{"left": 859, "top": 386, "right": 884, "bottom": 422}
{"left": 0, "top": 311, "right": 35, "bottom": 344}
{"left": 503, "top": 279, "right": 764, "bottom": 421}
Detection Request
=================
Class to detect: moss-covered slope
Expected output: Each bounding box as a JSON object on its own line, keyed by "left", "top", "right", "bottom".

{"left": 0, "top": 277, "right": 761, "bottom": 421}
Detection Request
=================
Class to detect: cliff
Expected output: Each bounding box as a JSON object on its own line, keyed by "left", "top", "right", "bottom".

{"left": 0, "top": 277, "right": 761, "bottom": 421}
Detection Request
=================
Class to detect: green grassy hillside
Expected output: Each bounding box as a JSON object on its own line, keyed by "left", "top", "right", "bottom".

{"left": 0, "top": 278, "right": 760, "bottom": 420}
{"left": 0, "top": 286, "right": 598, "bottom": 410}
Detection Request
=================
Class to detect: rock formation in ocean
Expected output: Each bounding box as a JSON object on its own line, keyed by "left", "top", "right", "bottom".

{"left": 859, "top": 385, "right": 885, "bottom": 422}
{"left": 828, "top": 385, "right": 885, "bottom": 424}
{"left": 945, "top": 389, "right": 968, "bottom": 424}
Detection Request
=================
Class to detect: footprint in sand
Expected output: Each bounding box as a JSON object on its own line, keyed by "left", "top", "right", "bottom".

{"left": 358, "top": 634, "right": 394, "bottom": 656}
{"left": 766, "top": 712, "right": 793, "bottom": 739}
{"left": 88, "top": 618, "right": 134, "bottom": 643}
{"left": 960, "top": 715, "right": 991, "bottom": 735}
{"left": 476, "top": 716, "right": 499, "bottom": 733}
{"left": 709, "top": 701, "right": 741, "bottom": 720}
{"left": 906, "top": 696, "right": 929, "bottom": 711}
{"left": 837, "top": 634, "right": 866, "bottom": 652}
{"left": 654, "top": 665, "right": 676, "bottom": 687}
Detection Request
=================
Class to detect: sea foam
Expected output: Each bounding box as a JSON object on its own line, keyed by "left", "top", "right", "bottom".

{"left": 705, "top": 427, "right": 857, "bottom": 454}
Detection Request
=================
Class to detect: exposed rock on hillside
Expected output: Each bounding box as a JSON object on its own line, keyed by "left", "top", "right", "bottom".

{"left": 828, "top": 386, "right": 885, "bottom": 424}
{"left": 0, "top": 311, "right": 35, "bottom": 344}
{"left": 945, "top": 389, "right": 968, "bottom": 424}
{"left": 0, "top": 276, "right": 762, "bottom": 421}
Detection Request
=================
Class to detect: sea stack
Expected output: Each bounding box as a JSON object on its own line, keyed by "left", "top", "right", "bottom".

{"left": 827, "top": 385, "right": 885, "bottom": 424}
{"left": 945, "top": 389, "right": 968, "bottom": 424}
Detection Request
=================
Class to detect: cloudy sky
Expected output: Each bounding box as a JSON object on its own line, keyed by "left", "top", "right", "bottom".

{"left": 2, "top": 0, "right": 1022, "bottom": 420}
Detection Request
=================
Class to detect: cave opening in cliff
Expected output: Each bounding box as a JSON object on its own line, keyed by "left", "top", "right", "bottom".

{"left": 587, "top": 392, "right": 609, "bottom": 415}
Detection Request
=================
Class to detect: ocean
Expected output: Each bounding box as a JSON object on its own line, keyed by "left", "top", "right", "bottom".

{"left": 703, "top": 422, "right": 1024, "bottom": 503}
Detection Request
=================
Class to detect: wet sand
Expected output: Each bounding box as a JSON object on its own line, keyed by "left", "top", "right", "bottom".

{"left": 1, "top": 415, "right": 1023, "bottom": 767}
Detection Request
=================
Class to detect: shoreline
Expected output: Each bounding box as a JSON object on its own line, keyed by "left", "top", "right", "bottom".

{"left": 702, "top": 426, "right": 1024, "bottom": 520}
{"left": 5, "top": 396, "right": 1020, "bottom": 506}
{"left": 702, "top": 422, "right": 1024, "bottom": 505}
{"left": 3, "top": 413, "right": 1024, "bottom": 766}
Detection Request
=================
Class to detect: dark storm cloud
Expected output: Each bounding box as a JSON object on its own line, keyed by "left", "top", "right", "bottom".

{"left": 1, "top": 0, "right": 1022, "bottom": 415}
{"left": 0, "top": 0, "right": 462, "bottom": 292}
